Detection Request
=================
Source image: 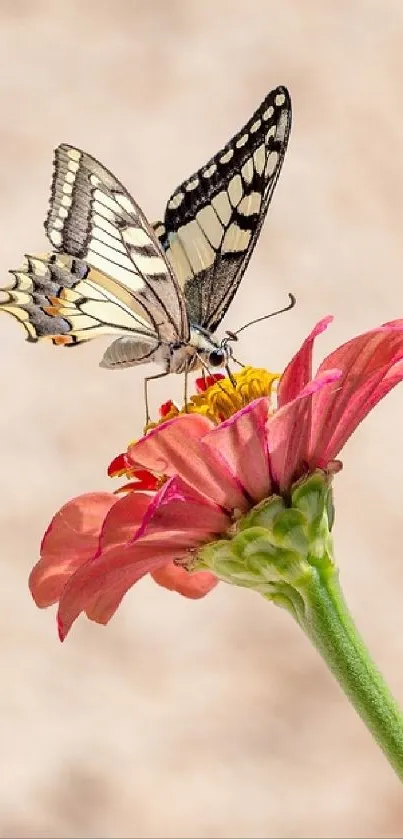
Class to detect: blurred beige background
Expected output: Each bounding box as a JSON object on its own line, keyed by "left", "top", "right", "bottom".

{"left": 1, "top": 1, "right": 403, "bottom": 836}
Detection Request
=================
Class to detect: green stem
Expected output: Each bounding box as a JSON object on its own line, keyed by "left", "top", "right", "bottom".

{"left": 289, "top": 566, "right": 403, "bottom": 781}
{"left": 197, "top": 473, "right": 403, "bottom": 781}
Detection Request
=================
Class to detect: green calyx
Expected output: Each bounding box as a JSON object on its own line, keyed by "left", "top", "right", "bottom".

{"left": 195, "top": 470, "right": 336, "bottom": 623}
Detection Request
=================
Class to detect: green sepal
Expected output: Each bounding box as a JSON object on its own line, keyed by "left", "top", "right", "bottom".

{"left": 195, "top": 470, "right": 335, "bottom": 606}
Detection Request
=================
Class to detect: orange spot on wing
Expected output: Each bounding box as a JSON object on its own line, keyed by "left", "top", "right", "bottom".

{"left": 53, "top": 335, "right": 73, "bottom": 346}
{"left": 59, "top": 290, "right": 72, "bottom": 302}
{"left": 44, "top": 305, "right": 62, "bottom": 316}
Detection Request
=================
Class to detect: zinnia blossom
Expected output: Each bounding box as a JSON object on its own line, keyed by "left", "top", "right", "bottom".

{"left": 29, "top": 316, "right": 403, "bottom": 640}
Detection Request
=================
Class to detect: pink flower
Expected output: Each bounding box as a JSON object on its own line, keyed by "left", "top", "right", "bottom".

{"left": 29, "top": 318, "right": 403, "bottom": 639}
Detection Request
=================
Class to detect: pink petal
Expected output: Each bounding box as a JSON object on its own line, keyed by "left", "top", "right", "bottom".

{"left": 379, "top": 319, "right": 403, "bottom": 329}
{"left": 277, "top": 316, "right": 334, "bottom": 407}
{"left": 128, "top": 413, "right": 248, "bottom": 511}
{"left": 68, "top": 542, "right": 185, "bottom": 633}
{"left": 150, "top": 563, "right": 219, "bottom": 598}
{"left": 309, "top": 323, "right": 403, "bottom": 464}
{"left": 268, "top": 370, "right": 342, "bottom": 493}
{"left": 29, "top": 492, "right": 116, "bottom": 608}
{"left": 99, "top": 491, "right": 151, "bottom": 551}
{"left": 84, "top": 558, "right": 218, "bottom": 628}
{"left": 129, "top": 475, "right": 230, "bottom": 544}
{"left": 57, "top": 476, "right": 230, "bottom": 639}
{"left": 202, "top": 398, "right": 271, "bottom": 503}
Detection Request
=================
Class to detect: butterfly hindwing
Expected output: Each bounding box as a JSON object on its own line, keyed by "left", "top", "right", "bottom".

{"left": 1, "top": 253, "right": 160, "bottom": 349}
{"left": 1, "top": 254, "right": 77, "bottom": 343}
{"left": 46, "top": 144, "right": 189, "bottom": 343}
{"left": 155, "top": 85, "right": 291, "bottom": 333}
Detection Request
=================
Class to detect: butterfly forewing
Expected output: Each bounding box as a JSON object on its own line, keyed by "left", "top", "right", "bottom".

{"left": 46, "top": 145, "right": 189, "bottom": 343}
{"left": 154, "top": 85, "right": 291, "bottom": 333}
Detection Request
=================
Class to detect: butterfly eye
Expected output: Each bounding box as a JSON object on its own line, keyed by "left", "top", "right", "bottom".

{"left": 208, "top": 349, "right": 225, "bottom": 367}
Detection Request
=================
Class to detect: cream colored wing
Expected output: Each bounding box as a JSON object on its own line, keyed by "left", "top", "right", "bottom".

{"left": 0, "top": 253, "right": 160, "bottom": 355}
{"left": 154, "top": 86, "right": 291, "bottom": 333}
{"left": 45, "top": 144, "right": 189, "bottom": 343}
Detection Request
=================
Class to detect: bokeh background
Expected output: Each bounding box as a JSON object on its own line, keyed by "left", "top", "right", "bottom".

{"left": 1, "top": 1, "right": 403, "bottom": 836}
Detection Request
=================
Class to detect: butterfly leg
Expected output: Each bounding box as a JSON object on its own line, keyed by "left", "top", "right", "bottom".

{"left": 183, "top": 366, "right": 189, "bottom": 413}
{"left": 225, "top": 363, "right": 237, "bottom": 387}
{"left": 231, "top": 356, "right": 246, "bottom": 369}
{"left": 144, "top": 371, "right": 170, "bottom": 425}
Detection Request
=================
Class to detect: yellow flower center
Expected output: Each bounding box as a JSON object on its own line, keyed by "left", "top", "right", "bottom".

{"left": 145, "top": 367, "right": 279, "bottom": 431}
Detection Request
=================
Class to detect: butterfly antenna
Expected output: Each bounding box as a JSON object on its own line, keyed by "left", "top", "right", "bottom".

{"left": 232, "top": 292, "right": 296, "bottom": 337}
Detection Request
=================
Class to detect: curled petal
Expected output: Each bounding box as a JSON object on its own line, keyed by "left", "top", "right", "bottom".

{"left": 159, "top": 399, "right": 178, "bottom": 418}
{"left": 30, "top": 493, "right": 116, "bottom": 607}
{"left": 132, "top": 475, "right": 231, "bottom": 544}
{"left": 121, "top": 468, "right": 159, "bottom": 491}
{"left": 310, "top": 323, "right": 403, "bottom": 464}
{"left": 84, "top": 557, "right": 218, "bottom": 630}
{"left": 58, "top": 476, "right": 230, "bottom": 639}
{"left": 269, "top": 370, "right": 342, "bottom": 493}
{"left": 128, "top": 413, "right": 248, "bottom": 511}
{"left": 59, "top": 542, "right": 185, "bottom": 638}
{"left": 113, "top": 472, "right": 159, "bottom": 494}
{"left": 195, "top": 373, "right": 225, "bottom": 393}
{"left": 99, "top": 491, "right": 151, "bottom": 551}
{"left": 277, "top": 316, "right": 333, "bottom": 408}
{"left": 107, "top": 452, "right": 130, "bottom": 478}
{"left": 150, "top": 563, "right": 218, "bottom": 598}
{"left": 202, "top": 398, "right": 271, "bottom": 503}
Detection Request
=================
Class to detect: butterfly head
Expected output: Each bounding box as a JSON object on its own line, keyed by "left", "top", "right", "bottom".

{"left": 207, "top": 347, "right": 227, "bottom": 368}
{"left": 182, "top": 325, "right": 231, "bottom": 373}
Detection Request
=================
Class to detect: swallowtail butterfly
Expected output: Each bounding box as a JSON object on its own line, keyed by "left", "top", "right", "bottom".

{"left": 1, "top": 86, "right": 291, "bottom": 407}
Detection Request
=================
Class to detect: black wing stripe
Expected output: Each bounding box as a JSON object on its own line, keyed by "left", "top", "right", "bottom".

{"left": 45, "top": 145, "right": 190, "bottom": 343}
{"left": 157, "top": 86, "right": 291, "bottom": 333}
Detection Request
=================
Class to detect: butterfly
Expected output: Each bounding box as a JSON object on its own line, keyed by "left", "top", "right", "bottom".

{"left": 0, "top": 85, "right": 291, "bottom": 416}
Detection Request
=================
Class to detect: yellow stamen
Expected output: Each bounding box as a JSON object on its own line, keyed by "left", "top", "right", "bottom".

{"left": 191, "top": 367, "right": 279, "bottom": 422}
{"left": 144, "top": 404, "right": 180, "bottom": 432}
{"left": 145, "top": 367, "right": 279, "bottom": 431}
